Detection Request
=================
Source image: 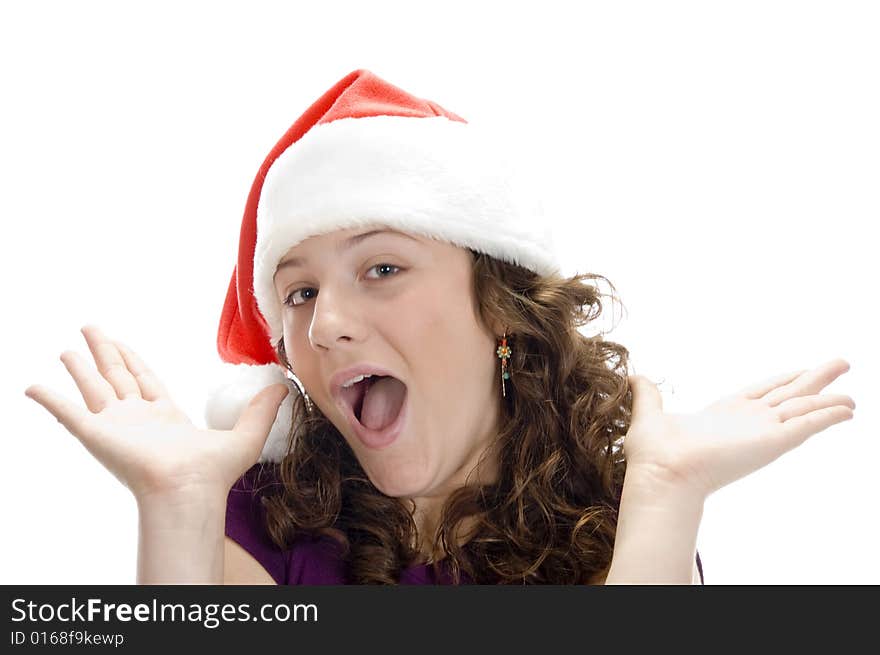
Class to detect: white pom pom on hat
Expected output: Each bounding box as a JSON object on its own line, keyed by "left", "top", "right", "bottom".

{"left": 204, "top": 363, "right": 296, "bottom": 465}
{"left": 206, "top": 68, "right": 561, "bottom": 464}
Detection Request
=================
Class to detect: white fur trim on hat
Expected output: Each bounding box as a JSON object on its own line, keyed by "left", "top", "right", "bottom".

{"left": 252, "top": 114, "right": 559, "bottom": 346}
{"left": 204, "top": 363, "right": 296, "bottom": 464}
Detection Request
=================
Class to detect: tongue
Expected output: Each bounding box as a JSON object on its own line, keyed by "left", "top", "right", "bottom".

{"left": 360, "top": 376, "right": 407, "bottom": 431}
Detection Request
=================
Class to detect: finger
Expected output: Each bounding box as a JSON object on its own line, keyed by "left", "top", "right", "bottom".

{"left": 81, "top": 325, "right": 142, "bottom": 400}
{"left": 763, "top": 359, "right": 851, "bottom": 408}
{"left": 59, "top": 350, "right": 118, "bottom": 413}
{"left": 113, "top": 340, "right": 170, "bottom": 401}
{"left": 777, "top": 404, "right": 854, "bottom": 449}
{"left": 737, "top": 368, "right": 808, "bottom": 400}
{"left": 774, "top": 393, "right": 856, "bottom": 423}
{"left": 233, "top": 384, "right": 290, "bottom": 450}
{"left": 24, "top": 384, "right": 94, "bottom": 442}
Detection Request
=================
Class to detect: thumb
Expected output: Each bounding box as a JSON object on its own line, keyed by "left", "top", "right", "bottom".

{"left": 628, "top": 374, "right": 663, "bottom": 417}
{"left": 233, "top": 383, "right": 290, "bottom": 447}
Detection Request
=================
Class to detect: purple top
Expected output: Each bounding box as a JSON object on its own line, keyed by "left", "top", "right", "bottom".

{"left": 225, "top": 463, "right": 705, "bottom": 585}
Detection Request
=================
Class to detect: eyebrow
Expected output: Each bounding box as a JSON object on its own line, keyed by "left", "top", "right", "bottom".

{"left": 274, "top": 229, "right": 420, "bottom": 277}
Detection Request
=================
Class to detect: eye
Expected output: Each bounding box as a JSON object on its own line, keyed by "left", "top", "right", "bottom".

{"left": 365, "top": 263, "right": 401, "bottom": 280}
{"left": 282, "top": 263, "right": 403, "bottom": 308}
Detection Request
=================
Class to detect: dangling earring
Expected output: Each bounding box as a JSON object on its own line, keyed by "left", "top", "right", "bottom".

{"left": 285, "top": 365, "right": 314, "bottom": 414}
{"left": 496, "top": 329, "right": 511, "bottom": 398}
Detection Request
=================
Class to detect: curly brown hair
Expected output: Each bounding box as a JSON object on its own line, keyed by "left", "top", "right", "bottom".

{"left": 257, "top": 248, "right": 635, "bottom": 584}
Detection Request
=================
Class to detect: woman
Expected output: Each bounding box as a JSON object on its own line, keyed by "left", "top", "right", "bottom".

{"left": 23, "top": 69, "right": 855, "bottom": 585}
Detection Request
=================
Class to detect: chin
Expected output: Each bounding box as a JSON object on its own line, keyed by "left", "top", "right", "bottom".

{"left": 365, "top": 463, "right": 433, "bottom": 499}
{"left": 369, "top": 476, "right": 424, "bottom": 499}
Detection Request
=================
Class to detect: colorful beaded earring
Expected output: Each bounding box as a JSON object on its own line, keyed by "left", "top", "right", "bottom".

{"left": 496, "top": 329, "right": 512, "bottom": 398}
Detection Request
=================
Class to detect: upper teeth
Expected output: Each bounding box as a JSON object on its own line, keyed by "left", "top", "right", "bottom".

{"left": 341, "top": 373, "right": 375, "bottom": 388}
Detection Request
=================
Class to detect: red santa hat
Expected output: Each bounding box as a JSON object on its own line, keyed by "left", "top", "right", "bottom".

{"left": 204, "top": 68, "right": 560, "bottom": 464}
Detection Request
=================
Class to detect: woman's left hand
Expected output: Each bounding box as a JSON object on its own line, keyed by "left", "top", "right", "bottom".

{"left": 622, "top": 358, "right": 856, "bottom": 499}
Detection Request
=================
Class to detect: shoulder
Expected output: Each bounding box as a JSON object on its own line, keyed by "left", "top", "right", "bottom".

{"left": 225, "top": 464, "right": 349, "bottom": 585}
{"left": 224, "top": 536, "right": 277, "bottom": 584}
{"left": 225, "top": 464, "right": 287, "bottom": 583}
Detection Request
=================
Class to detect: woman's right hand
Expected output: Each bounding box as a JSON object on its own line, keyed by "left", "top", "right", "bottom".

{"left": 24, "top": 325, "right": 289, "bottom": 502}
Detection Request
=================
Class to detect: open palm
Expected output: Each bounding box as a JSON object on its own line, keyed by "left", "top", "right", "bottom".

{"left": 24, "top": 325, "right": 290, "bottom": 501}
{"left": 623, "top": 359, "right": 856, "bottom": 498}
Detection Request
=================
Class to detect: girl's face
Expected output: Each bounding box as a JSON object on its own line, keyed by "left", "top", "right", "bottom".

{"left": 273, "top": 224, "right": 502, "bottom": 501}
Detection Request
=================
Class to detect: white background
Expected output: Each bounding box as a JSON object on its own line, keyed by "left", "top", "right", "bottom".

{"left": 2, "top": 0, "right": 876, "bottom": 584}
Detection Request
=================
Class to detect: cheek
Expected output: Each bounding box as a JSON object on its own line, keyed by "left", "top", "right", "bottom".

{"left": 283, "top": 332, "right": 320, "bottom": 388}
{"left": 404, "top": 292, "right": 491, "bottom": 394}
{"left": 399, "top": 272, "right": 471, "bottom": 334}
{"left": 387, "top": 284, "right": 446, "bottom": 342}
{"left": 421, "top": 279, "right": 487, "bottom": 351}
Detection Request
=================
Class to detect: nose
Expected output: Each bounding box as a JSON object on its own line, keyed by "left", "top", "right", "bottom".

{"left": 306, "top": 284, "right": 365, "bottom": 351}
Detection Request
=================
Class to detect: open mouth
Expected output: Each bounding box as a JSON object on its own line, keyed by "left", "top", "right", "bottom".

{"left": 339, "top": 375, "right": 408, "bottom": 433}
